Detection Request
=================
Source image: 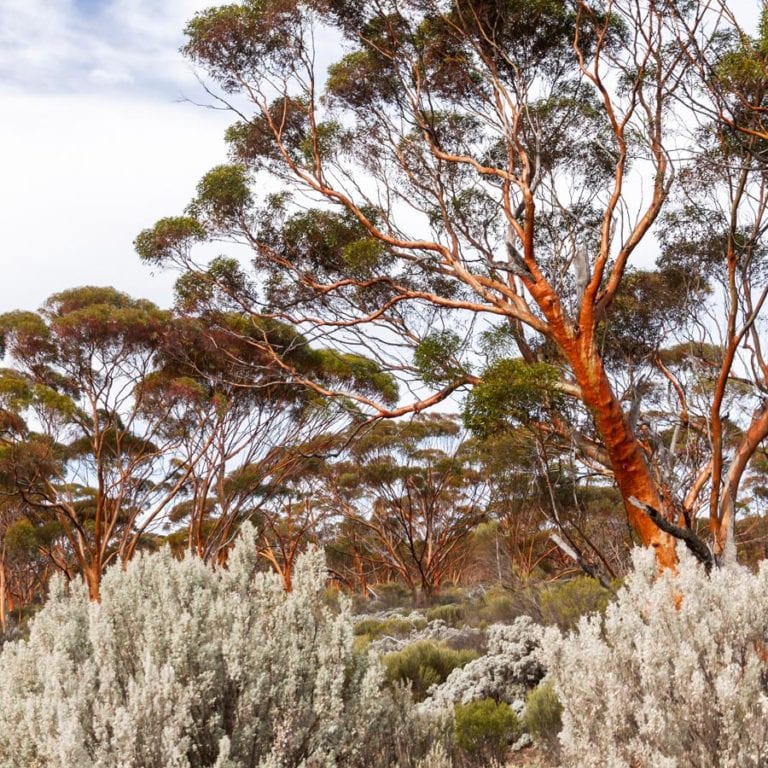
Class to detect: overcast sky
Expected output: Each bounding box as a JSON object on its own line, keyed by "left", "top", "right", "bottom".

{"left": 0, "top": 0, "right": 233, "bottom": 313}
{"left": 0, "top": 0, "right": 762, "bottom": 315}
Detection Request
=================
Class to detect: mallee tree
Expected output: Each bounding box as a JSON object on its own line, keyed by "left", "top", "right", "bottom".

{"left": 137, "top": 0, "right": 768, "bottom": 568}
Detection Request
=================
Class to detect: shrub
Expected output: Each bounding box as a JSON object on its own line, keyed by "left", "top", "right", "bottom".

{"left": 369, "top": 619, "right": 485, "bottom": 655}
{"left": 424, "top": 617, "right": 544, "bottom": 712}
{"left": 0, "top": 528, "right": 447, "bottom": 768}
{"left": 524, "top": 680, "right": 563, "bottom": 749}
{"left": 354, "top": 616, "right": 427, "bottom": 639}
{"left": 454, "top": 698, "right": 520, "bottom": 763}
{"left": 477, "top": 587, "right": 520, "bottom": 625}
{"left": 426, "top": 604, "right": 465, "bottom": 625}
{"left": 542, "top": 545, "right": 768, "bottom": 768}
{"left": 539, "top": 575, "right": 613, "bottom": 630}
{"left": 384, "top": 640, "right": 478, "bottom": 701}
{"left": 369, "top": 581, "right": 413, "bottom": 609}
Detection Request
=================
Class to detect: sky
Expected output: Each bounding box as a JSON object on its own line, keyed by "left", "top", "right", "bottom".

{"left": 0, "top": 0, "right": 763, "bottom": 315}
{"left": 0, "top": 0, "right": 233, "bottom": 313}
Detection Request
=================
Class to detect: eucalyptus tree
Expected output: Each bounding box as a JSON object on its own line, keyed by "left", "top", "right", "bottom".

{"left": 139, "top": 312, "right": 382, "bottom": 566}
{"left": 137, "top": 0, "right": 768, "bottom": 566}
{"left": 321, "top": 414, "right": 487, "bottom": 600}
{"left": 0, "top": 287, "right": 397, "bottom": 599}
{"left": 0, "top": 288, "right": 197, "bottom": 599}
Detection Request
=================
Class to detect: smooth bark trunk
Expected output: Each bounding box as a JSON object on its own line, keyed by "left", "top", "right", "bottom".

{"left": 713, "top": 403, "right": 768, "bottom": 564}
{"left": 564, "top": 337, "right": 678, "bottom": 568}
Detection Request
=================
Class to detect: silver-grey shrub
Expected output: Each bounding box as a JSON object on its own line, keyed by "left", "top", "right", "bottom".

{"left": 422, "top": 616, "right": 544, "bottom": 715}
{"left": 0, "top": 526, "right": 444, "bottom": 768}
{"left": 542, "top": 546, "right": 768, "bottom": 768}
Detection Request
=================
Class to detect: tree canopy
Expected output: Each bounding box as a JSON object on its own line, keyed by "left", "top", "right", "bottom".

{"left": 134, "top": 0, "right": 768, "bottom": 569}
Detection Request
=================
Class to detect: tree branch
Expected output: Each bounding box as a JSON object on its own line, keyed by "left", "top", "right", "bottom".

{"left": 628, "top": 496, "right": 713, "bottom": 571}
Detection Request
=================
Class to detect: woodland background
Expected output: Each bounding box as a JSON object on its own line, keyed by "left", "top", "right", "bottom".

{"left": 2, "top": 0, "right": 768, "bottom": 765}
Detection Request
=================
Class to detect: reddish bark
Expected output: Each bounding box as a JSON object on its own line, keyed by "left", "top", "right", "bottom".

{"left": 714, "top": 403, "right": 768, "bottom": 560}
{"left": 562, "top": 335, "right": 678, "bottom": 569}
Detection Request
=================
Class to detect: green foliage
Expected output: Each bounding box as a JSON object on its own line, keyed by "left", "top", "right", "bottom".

{"left": 275, "top": 207, "right": 391, "bottom": 279}
{"left": 310, "top": 349, "right": 398, "bottom": 405}
{"left": 325, "top": 49, "right": 401, "bottom": 108}
{"left": 341, "top": 237, "right": 387, "bottom": 276}
{"left": 3, "top": 519, "right": 39, "bottom": 556}
{"left": 601, "top": 267, "right": 707, "bottom": 362}
{"left": 717, "top": 9, "right": 768, "bottom": 94}
{"left": 133, "top": 216, "right": 207, "bottom": 265}
{"left": 426, "top": 604, "right": 465, "bottom": 625}
{"left": 539, "top": 576, "right": 613, "bottom": 630}
{"left": 299, "top": 120, "right": 347, "bottom": 163}
{"left": 454, "top": 698, "right": 520, "bottom": 761}
{"left": 384, "top": 640, "right": 478, "bottom": 701}
{"left": 188, "top": 164, "right": 252, "bottom": 228}
{"left": 414, "top": 331, "right": 467, "bottom": 387}
{"left": 183, "top": 2, "right": 303, "bottom": 91}
{"left": 225, "top": 98, "right": 309, "bottom": 166}
{"left": 463, "top": 358, "right": 563, "bottom": 437}
{"left": 476, "top": 589, "right": 521, "bottom": 626}
{"left": 657, "top": 341, "right": 723, "bottom": 369}
{"left": 524, "top": 681, "right": 563, "bottom": 748}
{"left": 354, "top": 616, "right": 427, "bottom": 640}
{"left": 173, "top": 257, "right": 250, "bottom": 312}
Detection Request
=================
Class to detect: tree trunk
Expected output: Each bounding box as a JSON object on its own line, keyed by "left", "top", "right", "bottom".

{"left": 565, "top": 337, "right": 678, "bottom": 568}
{"left": 84, "top": 562, "right": 101, "bottom": 602}
{"left": 713, "top": 403, "right": 768, "bottom": 564}
{"left": 0, "top": 549, "right": 7, "bottom": 636}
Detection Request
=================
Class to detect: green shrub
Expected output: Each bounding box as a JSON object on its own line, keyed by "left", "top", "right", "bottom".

{"left": 384, "top": 640, "right": 478, "bottom": 701}
{"left": 479, "top": 591, "right": 517, "bottom": 624}
{"left": 426, "top": 604, "right": 465, "bottom": 625}
{"left": 430, "top": 586, "right": 467, "bottom": 605}
{"left": 539, "top": 576, "right": 613, "bottom": 630}
{"left": 371, "top": 581, "right": 413, "bottom": 608}
{"left": 524, "top": 680, "right": 563, "bottom": 748}
{"left": 354, "top": 616, "right": 426, "bottom": 639}
{"left": 454, "top": 698, "right": 520, "bottom": 763}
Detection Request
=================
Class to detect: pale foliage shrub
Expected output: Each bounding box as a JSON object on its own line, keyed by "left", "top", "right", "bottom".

{"left": 542, "top": 545, "right": 768, "bottom": 768}
{"left": 0, "top": 527, "right": 446, "bottom": 768}
{"left": 422, "top": 616, "right": 544, "bottom": 714}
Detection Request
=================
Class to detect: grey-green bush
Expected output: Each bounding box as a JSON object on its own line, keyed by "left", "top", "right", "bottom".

{"left": 0, "top": 527, "right": 447, "bottom": 768}
{"left": 543, "top": 546, "right": 768, "bottom": 767}
{"left": 426, "top": 604, "right": 465, "bottom": 625}
{"left": 539, "top": 575, "right": 613, "bottom": 630}
{"left": 384, "top": 640, "right": 478, "bottom": 701}
{"left": 454, "top": 698, "right": 519, "bottom": 764}
{"left": 524, "top": 680, "right": 563, "bottom": 749}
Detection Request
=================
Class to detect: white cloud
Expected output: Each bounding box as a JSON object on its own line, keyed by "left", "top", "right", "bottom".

{"left": 0, "top": 88, "right": 231, "bottom": 312}
{"left": 88, "top": 66, "right": 134, "bottom": 86}
{"left": 0, "top": 0, "right": 209, "bottom": 97}
{"left": 0, "top": 0, "right": 231, "bottom": 313}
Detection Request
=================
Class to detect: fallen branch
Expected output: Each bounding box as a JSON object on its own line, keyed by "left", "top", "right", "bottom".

{"left": 628, "top": 497, "right": 714, "bottom": 572}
